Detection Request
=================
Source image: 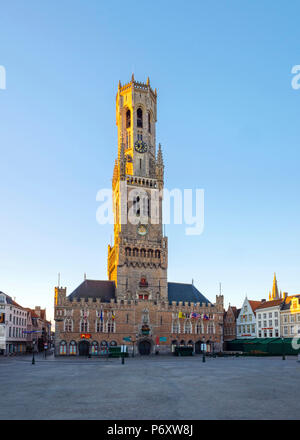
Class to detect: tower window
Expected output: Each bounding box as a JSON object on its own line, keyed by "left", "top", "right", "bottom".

{"left": 148, "top": 112, "right": 151, "bottom": 133}
{"left": 137, "top": 108, "right": 143, "bottom": 128}
{"left": 126, "top": 109, "right": 131, "bottom": 128}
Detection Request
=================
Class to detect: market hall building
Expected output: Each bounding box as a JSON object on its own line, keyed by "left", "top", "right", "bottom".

{"left": 54, "top": 76, "right": 224, "bottom": 356}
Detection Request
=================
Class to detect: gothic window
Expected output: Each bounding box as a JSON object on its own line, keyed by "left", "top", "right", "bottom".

{"left": 125, "top": 247, "right": 131, "bottom": 256}
{"left": 184, "top": 320, "right": 192, "bottom": 334}
{"left": 126, "top": 109, "right": 131, "bottom": 128}
{"left": 65, "top": 318, "right": 73, "bottom": 332}
{"left": 147, "top": 249, "right": 153, "bottom": 258}
{"left": 148, "top": 112, "right": 151, "bottom": 133}
{"left": 59, "top": 340, "right": 67, "bottom": 355}
{"left": 133, "top": 248, "right": 139, "bottom": 257}
{"left": 196, "top": 321, "right": 203, "bottom": 334}
{"left": 155, "top": 250, "right": 161, "bottom": 258}
{"left": 172, "top": 319, "right": 180, "bottom": 333}
{"left": 69, "top": 340, "right": 77, "bottom": 355}
{"left": 80, "top": 320, "right": 88, "bottom": 332}
{"left": 96, "top": 319, "right": 104, "bottom": 332}
{"left": 140, "top": 249, "right": 146, "bottom": 257}
{"left": 137, "top": 108, "right": 143, "bottom": 128}
{"left": 133, "top": 196, "right": 140, "bottom": 216}
{"left": 107, "top": 320, "right": 115, "bottom": 333}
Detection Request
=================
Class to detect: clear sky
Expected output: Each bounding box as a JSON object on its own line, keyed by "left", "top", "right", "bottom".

{"left": 1, "top": 0, "right": 300, "bottom": 324}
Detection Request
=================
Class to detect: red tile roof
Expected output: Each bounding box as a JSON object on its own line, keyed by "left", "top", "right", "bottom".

{"left": 248, "top": 300, "right": 263, "bottom": 312}
{"left": 255, "top": 299, "right": 284, "bottom": 310}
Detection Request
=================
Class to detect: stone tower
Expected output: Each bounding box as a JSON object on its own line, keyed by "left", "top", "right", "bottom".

{"left": 107, "top": 75, "right": 168, "bottom": 301}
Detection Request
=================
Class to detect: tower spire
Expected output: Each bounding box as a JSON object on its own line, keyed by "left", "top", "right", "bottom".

{"left": 272, "top": 273, "right": 279, "bottom": 300}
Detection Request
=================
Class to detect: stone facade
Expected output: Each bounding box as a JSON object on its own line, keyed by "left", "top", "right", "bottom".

{"left": 223, "top": 305, "right": 240, "bottom": 345}
{"left": 54, "top": 76, "right": 224, "bottom": 356}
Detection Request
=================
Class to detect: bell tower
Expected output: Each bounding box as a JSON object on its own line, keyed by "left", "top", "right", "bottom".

{"left": 107, "top": 75, "right": 168, "bottom": 302}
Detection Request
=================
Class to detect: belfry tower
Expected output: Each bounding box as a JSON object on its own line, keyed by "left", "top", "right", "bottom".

{"left": 107, "top": 75, "right": 168, "bottom": 301}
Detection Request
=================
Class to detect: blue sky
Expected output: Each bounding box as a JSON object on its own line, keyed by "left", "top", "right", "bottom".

{"left": 0, "top": 0, "right": 300, "bottom": 322}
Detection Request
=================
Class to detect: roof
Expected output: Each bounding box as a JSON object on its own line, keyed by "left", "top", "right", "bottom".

{"left": 255, "top": 299, "right": 284, "bottom": 311}
{"left": 68, "top": 280, "right": 116, "bottom": 302}
{"left": 167, "top": 282, "right": 211, "bottom": 305}
{"left": 67, "top": 279, "right": 212, "bottom": 305}
{"left": 281, "top": 295, "right": 300, "bottom": 311}
{"left": 248, "top": 300, "right": 263, "bottom": 313}
{"left": 0, "top": 292, "right": 25, "bottom": 310}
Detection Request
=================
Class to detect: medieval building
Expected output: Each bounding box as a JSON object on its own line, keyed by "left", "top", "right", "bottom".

{"left": 54, "top": 76, "right": 224, "bottom": 356}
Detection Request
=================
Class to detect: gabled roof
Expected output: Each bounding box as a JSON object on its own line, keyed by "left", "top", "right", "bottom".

{"left": 248, "top": 300, "right": 263, "bottom": 312}
{"left": 167, "top": 282, "right": 211, "bottom": 305}
{"left": 68, "top": 280, "right": 116, "bottom": 302}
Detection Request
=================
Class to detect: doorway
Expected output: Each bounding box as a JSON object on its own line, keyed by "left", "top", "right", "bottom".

{"left": 138, "top": 340, "right": 151, "bottom": 355}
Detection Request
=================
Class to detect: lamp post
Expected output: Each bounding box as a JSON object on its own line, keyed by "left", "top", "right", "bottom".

{"left": 202, "top": 336, "right": 206, "bottom": 363}
{"left": 32, "top": 339, "right": 36, "bottom": 365}
{"left": 282, "top": 337, "right": 286, "bottom": 360}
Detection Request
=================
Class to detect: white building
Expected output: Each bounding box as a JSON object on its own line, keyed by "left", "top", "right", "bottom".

{"left": 256, "top": 299, "right": 283, "bottom": 338}
{"left": 0, "top": 292, "right": 29, "bottom": 354}
{"left": 236, "top": 297, "right": 262, "bottom": 339}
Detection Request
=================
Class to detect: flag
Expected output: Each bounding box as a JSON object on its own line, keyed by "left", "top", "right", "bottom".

{"left": 112, "top": 312, "right": 115, "bottom": 321}
{"left": 100, "top": 309, "right": 103, "bottom": 322}
{"left": 178, "top": 311, "right": 184, "bottom": 318}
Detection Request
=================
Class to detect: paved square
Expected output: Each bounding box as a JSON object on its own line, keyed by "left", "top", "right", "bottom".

{"left": 1, "top": 354, "right": 299, "bottom": 420}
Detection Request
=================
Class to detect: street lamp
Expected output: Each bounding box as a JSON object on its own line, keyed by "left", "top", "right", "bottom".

{"left": 202, "top": 336, "right": 206, "bottom": 363}
{"left": 32, "top": 339, "right": 36, "bottom": 365}
{"left": 282, "top": 337, "right": 285, "bottom": 360}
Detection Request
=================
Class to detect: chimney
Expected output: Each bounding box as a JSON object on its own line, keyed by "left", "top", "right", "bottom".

{"left": 283, "top": 292, "right": 288, "bottom": 300}
{"left": 261, "top": 299, "right": 266, "bottom": 302}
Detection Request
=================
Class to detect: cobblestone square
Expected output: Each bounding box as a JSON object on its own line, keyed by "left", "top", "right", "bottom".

{"left": 1, "top": 354, "right": 299, "bottom": 420}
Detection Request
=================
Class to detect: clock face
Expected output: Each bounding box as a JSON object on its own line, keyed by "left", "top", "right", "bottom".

{"left": 134, "top": 140, "right": 148, "bottom": 153}
{"left": 137, "top": 224, "right": 148, "bottom": 236}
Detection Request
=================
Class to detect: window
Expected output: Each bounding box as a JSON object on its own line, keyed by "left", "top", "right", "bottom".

{"left": 284, "top": 315, "right": 288, "bottom": 323}
{"left": 251, "top": 325, "right": 255, "bottom": 333}
{"left": 290, "top": 326, "right": 294, "bottom": 335}
{"left": 263, "top": 321, "right": 267, "bottom": 327}
{"left": 172, "top": 320, "right": 180, "bottom": 333}
{"left": 196, "top": 322, "right": 203, "bottom": 334}
{"left": 69, "top": 341, "right": 77, "bottom": 355}
{"left": 275, "top": 330, "right": 279, "bottom": 337}
{"left": 80, "top": 321, "right": 88, "bottom": 332}
{"left": 65, "top": 318, "right": 72, "bottom": 332}
{"left": 96, "top": 320, "right": 104, "bottom": 332}
{"left": 284, "top": 326, "right": 288, "bottom": 335}
{"left": 258, "top": 314, "right": 261, "bottom": 319}
{"left": 137, "top": 108, "right": 143, "bottom": 128}
{"left": 258, "top": 321, "right": 261, "bottom": 328}
{"left": 0, "top": 295, "right": 4, "bottom": 303}
{"left": 269, "top": 312, "right": 272, "bottom": 318}
{"left": 60, "top": 341, "right": 67, "bottom": 355}
{"left": 274, "top": 312, "right": 278, "bottom": 318}
{"left": 269, "top": 320, "right": 272, "bottom": 327}
{"left": 107, "top": 320, "right": 115, "bottom": 333}
{"left": 275, "top": 319, "right": 278, "bottom": 327}
{"left": 126, "top": 109, "right": 131, "bottom": 128}
{"left": 269, "top": 331, "right": 273, "bottom": 337}
{"left": 184, "top": 320, "right": 192, "bottom": 334}
{"left": 249, "top": 315, "right": 252, "bottom": 322}
{"left": 264, "top": 331, "right": 267, "bottom": 338}
{"left": 148, "top": 112, "right": 151, "bottom": 133}
{"left": 291, "top": 315, "right": 295, "bottom": 323}
{"left": 258, "top": 331, "right": 262, "bottom": 337}
{"left": 263, "top": 313, "right": 267, "bottom": 319}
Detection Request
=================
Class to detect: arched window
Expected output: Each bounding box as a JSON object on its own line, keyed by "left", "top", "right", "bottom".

{"left": 148, "top": 112, "right": 151, "bottom": 133}
{"left": 64, "top": 318, "right": 73, "bottom": 332}
{"left": 107, "top": 320, "right": 115, "bottom": 333}
{"left": 126, "top": 109, "right": 131, "bottom": 128}
{"left": 147, "top": 249, "right": 153, "bottom": 258}
{"left": 110, "top": 340, "right": 117, "bottom": 346}
{"left": 184, "top": 320, "right": 192, "bottom": 334}
{"left": 91, "top": 341, "right": 98, "bottom": 355}
{"left": 180, "top": 340, "right": 185, "bottom": 346}
{"left": 208, "top": 323, "right": 215, "bottom": 334}
{"left": 140, "top": 248, "right": 146, "bottom": 257}
{"left": 155, "top": 250, "right": 160, "bottom": 258}
{"left": 69, "top": 340, "right": 77, "bottom": 355}
{"left": 59, "top": 340, "right": 67, "bottom": 355}
{"left": 80, "top": 320, "right": 88, "bottom": 332}
{"left": 133, "top": 248, "right": 139, "bottom": 257}
{"left": 172, "top": 319, "right": 180, "bottom": 333}
{"left": 96, "top": 319, "right": 104, "bottom": 332}
{"left": 125, "top": 247, "right": 131, "bottom": 256}
{"left": 137, "top": 108, "right": 143, "bottom": 128}
{"left": 196, "top": 321, "right": 203, "bottom": 334}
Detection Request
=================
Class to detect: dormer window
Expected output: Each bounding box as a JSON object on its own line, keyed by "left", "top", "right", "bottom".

{"left": 0, "top": 295, "right": 5, "bottom": 303}
{"left": 137, "top": 108, "right": 143, "bottom": 128}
